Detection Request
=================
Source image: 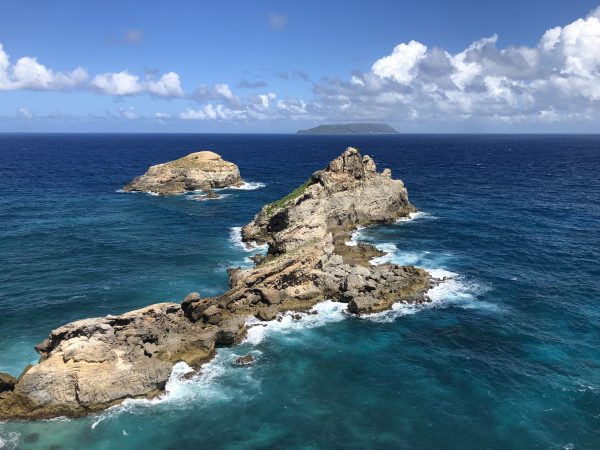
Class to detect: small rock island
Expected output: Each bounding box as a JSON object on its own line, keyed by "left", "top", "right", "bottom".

{"left": 0, "top": 148, "right": 432, "bottom": 420}
{"left": 123, "top": 151, "right": 243, "bottom": 195}
{"left": 297, "top": 123, "right": 398, "bottom": 135}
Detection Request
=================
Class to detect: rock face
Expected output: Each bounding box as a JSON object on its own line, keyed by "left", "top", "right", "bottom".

{"left": 0, "top": 147, "right": 431, "bottom": 420}
{"left": 123, "top": 151, "right": 243, "bottom": 195}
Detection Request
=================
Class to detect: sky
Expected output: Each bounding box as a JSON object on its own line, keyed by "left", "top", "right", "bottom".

{"left": 1, "top": 0, "right": 600, "bottom": 133}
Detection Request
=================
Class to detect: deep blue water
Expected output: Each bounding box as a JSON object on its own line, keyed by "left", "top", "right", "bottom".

{"left": 0, "top": 134, "right": 599, "bottom": 449}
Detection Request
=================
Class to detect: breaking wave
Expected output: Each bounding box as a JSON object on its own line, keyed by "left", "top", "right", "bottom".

{"left": 228, "top": 227, "right": 268, "bottom": 253}
{"left": 228, "top": 182, "right": 266, "bottom": 191}
{"left": 244, "top": 301, "right": 348, "bottom": 346}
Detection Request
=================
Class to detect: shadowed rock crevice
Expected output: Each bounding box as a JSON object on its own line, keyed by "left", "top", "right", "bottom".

{"left": 0, "top": 147, "right": 431, "bottom": 420}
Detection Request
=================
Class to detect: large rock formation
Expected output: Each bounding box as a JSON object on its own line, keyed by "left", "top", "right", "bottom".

{"left": 0, "top": 148, "right": 431, "bottom": 420}
{"left": 123, "top": 151, "right": 243, "bottom": 195}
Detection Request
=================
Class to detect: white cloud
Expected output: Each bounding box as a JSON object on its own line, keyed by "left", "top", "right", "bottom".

{"left": 192, "top": 83, "right": 238, "bottom": 103}
{"left": 92, "top": 71, "right": 142, "bottom": 95}
{"left": 0, "top": 42, "right": 182, "bottom": 98}
{"left": 371, "top": 40, "right": 428, "bottom": 84}
{"left": 214, "top": 83, "right": 235, "bottom": 100}
{"left": 258, "top": 92, "right": 276, "bottom": 109}
{"left": 92, "top": 70, "right": 183, "bottom": 97}
{"left": 0, "top": 43, "right": 87, "bottom": 91}
{"left": 146, "top": 72, "right": 184, "bottom": 97}
{"left": 119, "top": 106, "right": 138, "bottom": 119}
{"left": 17, "top": 107, "right": 33, "bottom": 119}
{"left": 155, "top": 112, "right": 170, "bottom": 120}
{"left": 312, "top": 6, "right": 600, "bottom": 126}
{"left": 179, "top": 104, "right": 246, "bottom": 120}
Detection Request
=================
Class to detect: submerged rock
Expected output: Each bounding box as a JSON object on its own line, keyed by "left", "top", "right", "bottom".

{"left": 123, "top": 151, "right": 243, "bottom": 195}
{"left": 0, "top": 147, "right": 430, "bottom": 420}
{"left": 204, "top": 190, "right": 220, "bottom": 199}
{"left": 233, "top": 354, "right": 255, "bottom": 366}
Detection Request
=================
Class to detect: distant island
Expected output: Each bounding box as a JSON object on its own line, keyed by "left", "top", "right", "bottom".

{"left": 297, "top": 123, "right": 398, "bottom": 135}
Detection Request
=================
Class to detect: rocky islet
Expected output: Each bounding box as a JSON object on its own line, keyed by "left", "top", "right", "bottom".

{"left": 0, "top": 147, "right": 433, "bottom": 420}
{"left": 123, "top": 151, "right": 243, "bottom": 195}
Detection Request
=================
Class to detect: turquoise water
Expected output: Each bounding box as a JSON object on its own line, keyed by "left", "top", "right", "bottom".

{"left": 0, "top": 134, "right": 599, "bottom": 449}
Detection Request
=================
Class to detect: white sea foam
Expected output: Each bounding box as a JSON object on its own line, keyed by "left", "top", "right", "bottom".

{"left": 244, "top": 300, "right": 348, "bottom": 346}
{"left": 189, "top": 193, "right": 231, "bottom": 201}
{"left": 345, "top": 226, "right": 366, "bottom": 246}
{"left": 0, "top": 431, "right": 20, "bottom": 450}
{"left": 395, "top": 211, "right": 437, "bottom": 223}
{"left": 362, "top": 269, "right": 492, "bottom": 323}
{"left": 92, "top": 355, "right": 236, "bottom": 424}
{"left": 228, "top": 181, "right": 266, "bottom": 191}
{"left": 229, "top": 227, "right": 268, "bottom": 253}
{"left": 356, "top": 225, "right": 494, "bottom": 320}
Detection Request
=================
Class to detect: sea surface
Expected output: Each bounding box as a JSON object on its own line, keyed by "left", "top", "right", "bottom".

{"left": 0, "top": 134, "right": 599, "bottom": 449}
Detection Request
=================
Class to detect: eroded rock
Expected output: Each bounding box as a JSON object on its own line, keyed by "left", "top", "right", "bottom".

{"left": 123, "top": 151, "right": 243, "bottom": 195}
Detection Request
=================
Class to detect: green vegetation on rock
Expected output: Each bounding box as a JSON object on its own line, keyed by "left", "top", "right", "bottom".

{"left": 264, "top": 178, "right": 314, "bottom": 215}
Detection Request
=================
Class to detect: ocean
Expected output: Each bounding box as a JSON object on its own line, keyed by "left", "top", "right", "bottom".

{"left": 0, "top": 134, "right": 599, "bottom": 449}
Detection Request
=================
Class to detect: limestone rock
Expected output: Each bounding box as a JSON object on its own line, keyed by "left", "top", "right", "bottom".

{"left": 1, "top": 303, "right": 216, "bottom": 419}
{"left": 123, "top": 151, "right": 243, "bottom": 195}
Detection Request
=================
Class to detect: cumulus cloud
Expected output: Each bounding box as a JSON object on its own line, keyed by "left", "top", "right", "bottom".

{"left": 310, "top": 7, "right": 600, "bottom": 125}
{"left": 179, "top": 104, "right": 246, "bottom": 120}
{"left": 0, "top": 43, "right": 87, "bottom": 91}
{"left": 92, "top": 70, "right": 183, "bottom": 97}
{"left": 371, "top": 40, "right": 428, "bottom": 84}
{"left": 0, "top": 42, "right": 182, "bottom": 98}
{"left": 192, "top": 83, "right": 238, "bottom": 103}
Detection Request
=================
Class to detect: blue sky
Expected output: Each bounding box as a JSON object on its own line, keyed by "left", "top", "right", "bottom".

{"left": 1, "top": 0, "right": 600, "bottom": 132}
